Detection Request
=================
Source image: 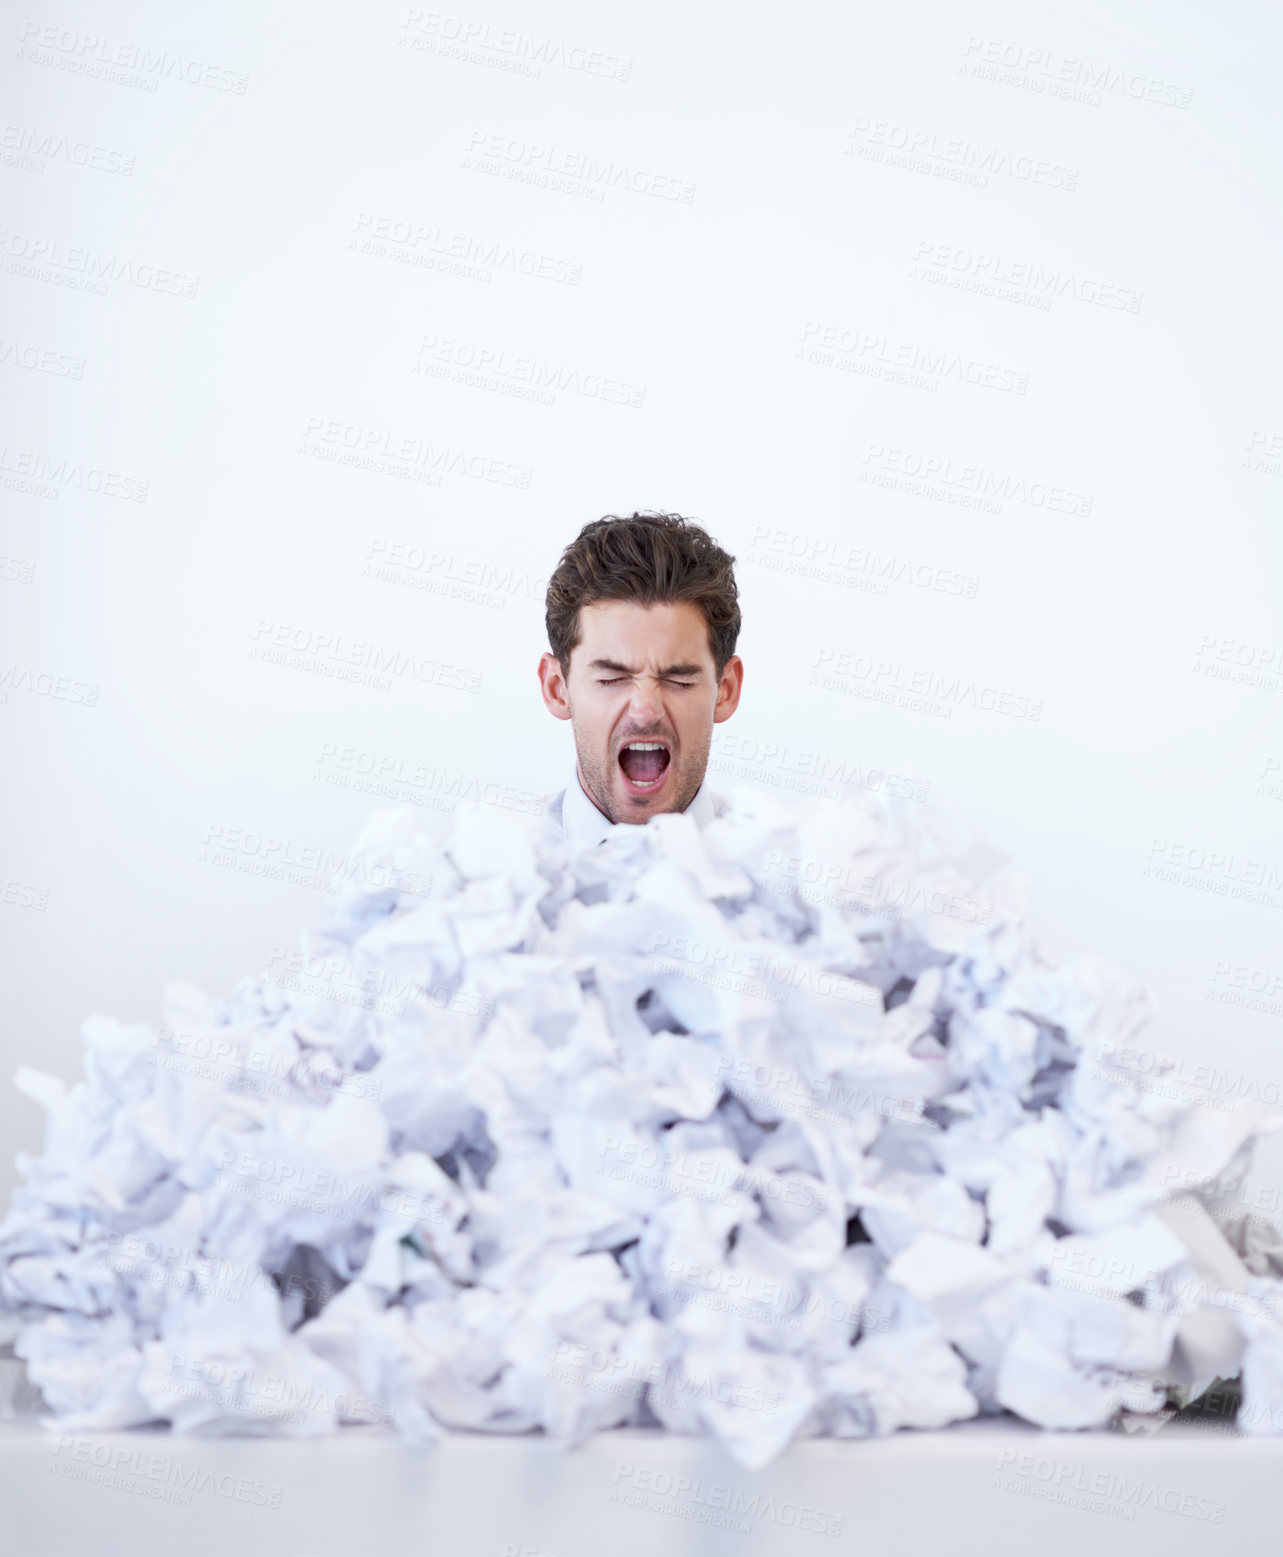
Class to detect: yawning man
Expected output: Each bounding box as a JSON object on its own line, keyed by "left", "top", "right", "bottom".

{"left": 538, "top": 512, "right": 745, "bottom": 846}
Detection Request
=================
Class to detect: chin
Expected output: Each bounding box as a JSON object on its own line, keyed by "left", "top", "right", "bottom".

{"left": 614, "top": 781, "right": 687, "bottom": 822}
{"left": 613, "top": 793, "right": 664, "bottom": 822}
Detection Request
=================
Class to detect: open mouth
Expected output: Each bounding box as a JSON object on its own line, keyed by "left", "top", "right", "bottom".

{"left": 618, "top": 740, "right": 672, "bottom": 793}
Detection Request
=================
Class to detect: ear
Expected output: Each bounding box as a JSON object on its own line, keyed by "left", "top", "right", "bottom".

{"left": 713, "top": 654, "right": 744, "bottom": 723}
{"left": 538, "top": 651, "right": 573, "bottom": 721}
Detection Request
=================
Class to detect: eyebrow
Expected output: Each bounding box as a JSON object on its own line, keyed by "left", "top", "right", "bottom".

{"left": 587, "top": 659, "right": 704, "bottom": 677}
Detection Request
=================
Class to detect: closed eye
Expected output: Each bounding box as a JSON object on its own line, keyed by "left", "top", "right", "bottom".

{"left": 597, "top": 678, "right": 698, "bottom": 687}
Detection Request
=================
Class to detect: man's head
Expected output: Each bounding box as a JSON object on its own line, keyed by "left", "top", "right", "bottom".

{"left": 538, "top": 512, "right": 743, "bottom": 825}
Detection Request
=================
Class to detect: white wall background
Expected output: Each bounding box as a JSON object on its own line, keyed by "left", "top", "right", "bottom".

{"left": 2, "top": 0, "right": 1281, "bottom": 1209}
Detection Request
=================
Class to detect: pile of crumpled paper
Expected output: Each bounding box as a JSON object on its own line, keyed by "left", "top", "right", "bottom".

{"left": 3, "top": 787, "right": 1283, "bottom": 1467}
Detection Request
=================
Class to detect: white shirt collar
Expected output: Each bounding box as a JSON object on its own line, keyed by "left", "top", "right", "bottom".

{"left": 561, "top": 764, "right": 717, "bottom": 847}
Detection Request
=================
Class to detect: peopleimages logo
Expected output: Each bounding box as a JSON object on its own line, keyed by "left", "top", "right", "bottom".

{"left": 1, "top": 122, "right": 135, "bottom": 174}
{"left": 0, "top": 444, "right": 148, "bottom": 501}
{"left": 911, "top": 239, "right": 1143, "bottom": 313}
{"left": 349, "top": 211, "right": 582, "bottom": 287}
{"left": 798, "top": 320, "right": 1028, "bottom": 395}
{"left": 847, "top": 119, "right": 1078, "bottom": 189}
{"left": 595, "top": 1130, "right": 831, "bottom": 1210}
{"left": 861, "top": 442, "right": 1092, "bottom": 516}
{"left": 609, "top": 1463, "right": 843, "bottom": 1537}
{"left": 0, "top": 230, "right": 199, "bottom": 296}
{"left": 48, "top": 1438, "right": 281, "bottom": 1508}
{"left": 16, "top": 22, "right": 249, "bottom": 93}
{"left": 0, "top": 662, "right": 99, "bottom": 706}
{"left": 301, "top": 414, "right": 533, "bottom": 489}
{"left": 0, "top": 333, "right": 85, "bottom": 378}
{"left": 994, "top": 1451, "right": 1224, "bottom": 1522}
{"left": 811, "top": 647, "right": 1043, "bottom": 723}
{"left": 414, "top": 334, "right": 646, "bottom": 408}
{"left": 400, "top": 9, "right": 633, "bottom": 81}
{"left": 959, "top": 38, "right": 1193, "bottom": 110}
{"left": 464, "top": 130, "right": 694, "bottom": 202}
{"left": 747, "top": 523, "right": 979, "bottom": 600}
{"left": 249, "top": 620, "right": 483, "bottom": 695}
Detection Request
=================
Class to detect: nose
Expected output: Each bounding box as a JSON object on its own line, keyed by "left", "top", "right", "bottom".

{"left": 625, "top": 674, "right": 666, "bottom": 725}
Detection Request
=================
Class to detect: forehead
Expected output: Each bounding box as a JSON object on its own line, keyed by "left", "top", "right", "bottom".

{"left": 572, "top": 599, "right": 714, "bottom": 669}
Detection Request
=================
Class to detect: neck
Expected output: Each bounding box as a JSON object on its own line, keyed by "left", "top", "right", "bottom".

{"left": 575, "top": 762, "right": 613, "bottom": 822}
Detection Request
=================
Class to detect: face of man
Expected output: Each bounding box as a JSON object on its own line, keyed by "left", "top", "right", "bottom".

{"left": 538, "top": 599, "right": 743, "bottom": 825}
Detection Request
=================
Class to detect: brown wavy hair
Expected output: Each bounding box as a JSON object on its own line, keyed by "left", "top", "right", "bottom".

{"left": 545, "top": 512, "right": 741, "bottom": 677}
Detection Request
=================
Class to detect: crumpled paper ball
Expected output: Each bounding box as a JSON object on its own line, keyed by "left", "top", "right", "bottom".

{"left": 2, "top": 785, "right": 1281, "bottom": 1467}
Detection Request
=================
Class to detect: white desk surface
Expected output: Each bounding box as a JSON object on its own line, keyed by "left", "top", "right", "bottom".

{"left": 3, "top": 1391, "right": 1279, "bottom": 1557}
